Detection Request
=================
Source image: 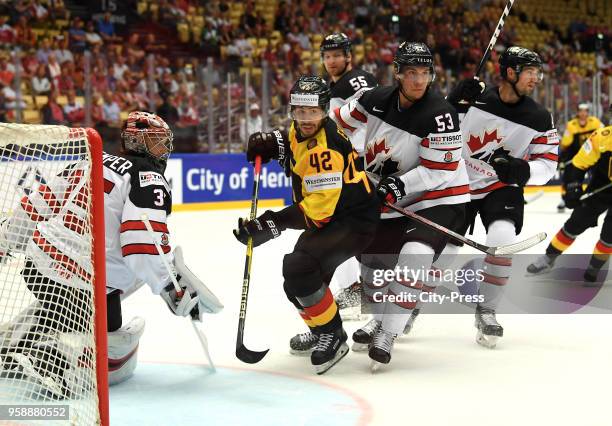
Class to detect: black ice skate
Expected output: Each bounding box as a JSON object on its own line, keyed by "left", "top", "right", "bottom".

{"left": 475, "top": 305, "right": 503, "bottom": 349}
{"left": 311, "top": 328, "right": 348, "bottom": 375}
{"left": 526, "top": 254, "right": 556, "bottom": 275}
{"left": 583, "top": 265, "right": 603, "bottom": 286}
{"left": 557, "top": 200, "right": 565, "bottom": 213}
{"left": 351, "top": 319, "right": 380, "bottom": 352}
{"left": 368, "top": 329, "right": 396, "bottom": 372}
{"left": 335, "top": 282, "right": 366, "bottom": 321}
{"left": 289, "top": 331, "right": 319, "bottom": 356}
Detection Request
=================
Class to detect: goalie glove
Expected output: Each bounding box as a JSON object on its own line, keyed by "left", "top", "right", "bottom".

{"left": 160, "top": 246, "right": 224, "bottom": 320}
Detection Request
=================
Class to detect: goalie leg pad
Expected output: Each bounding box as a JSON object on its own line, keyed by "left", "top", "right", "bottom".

{"left": 173, "top": 246, "right": 223, "bottom": 314}
{"left": 108, "top": 316, "right": 145, "bottom": 386}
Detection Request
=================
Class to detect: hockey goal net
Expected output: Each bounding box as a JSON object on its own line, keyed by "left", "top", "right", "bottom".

{"left": 0, "top": 124, "right": 108, "bottom": 425}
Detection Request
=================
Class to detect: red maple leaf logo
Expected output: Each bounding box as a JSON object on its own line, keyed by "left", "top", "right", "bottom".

{"left": 467, "top": 129, "right": 503, "bottom": 153}
{"left": 365, "top": 138, "right": 390, "bottom": 165}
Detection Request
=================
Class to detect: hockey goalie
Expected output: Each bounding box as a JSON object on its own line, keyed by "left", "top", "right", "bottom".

{"left": 0, "top": 113, "right": 223, "bottom": 399}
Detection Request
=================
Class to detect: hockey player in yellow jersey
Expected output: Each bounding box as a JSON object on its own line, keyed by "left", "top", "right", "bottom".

{"left": 233, "top": 75, "right": 379, "bottom": 374}
{"left": 528, "top": 104, "right": 612, "bottom": 284}
{"left": 557, "top": 103, "right": 603, "bottom": 211}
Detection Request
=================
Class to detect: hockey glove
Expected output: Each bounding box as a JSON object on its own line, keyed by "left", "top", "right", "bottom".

{"left": 562, "top": 182, "right": 583, "bottom": 209}
{"left": 446, "top": 78, "right": 486, "bottom": 104}
{"left": 246, "top": 129, "right": 288, "bottom": 164}
{"left": 377, "top": 176, "right": 407, "bottom": 212}
{"left": 490, "top": 153, "right": 531, "bottom": 187}
{"left": 233, "top": 210, "right": 282, "bottom": 247}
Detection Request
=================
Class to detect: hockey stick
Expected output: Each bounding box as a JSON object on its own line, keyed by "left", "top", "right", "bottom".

{"left": 580, "top": 181, "right": 612, "bottom": 201}
{"left": 141, "top": 214, "right": 216, "bottom": 372}
{"left": 384, "top": 202, "right": 546, "bottom": 256}
{"left": 524, "top": 190, "right": 544, "bottom": 204}
{"left": 236, "top": 156, "right": 269, "bottom": 364}
{"left": 475, "top": 0, "right": 515, "bottom": 76}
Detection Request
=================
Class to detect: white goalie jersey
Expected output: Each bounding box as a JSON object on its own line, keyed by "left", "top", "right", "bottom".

{"left": 2, "top": 152, "right": 174, "bottom": 295}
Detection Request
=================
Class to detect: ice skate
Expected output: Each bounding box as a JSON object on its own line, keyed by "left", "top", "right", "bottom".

{"left": 368, "top": 329, "right": 396, "bottom": 372}
{"left": 311, "top": 327, "right": 348, "bottom": 375}
{"left": 557, "top": 200, "right": 565, "bottom": 213}
{"left": 351, "top": 319, "right": 380, "bottom": 352}
{"left": 475, "top": 305, "right": 503, "bottom": 349}
{"left": 289, "top": 331, "right": 319, "bottom": 356}
{"left": 335, "top": 282, "right": 366, "bottom": 321}
{"left": 583, "top": 265, "right": 603, "bottom": 287}
{"left": 526, "top": 254, "right": 556, "bottom": 275}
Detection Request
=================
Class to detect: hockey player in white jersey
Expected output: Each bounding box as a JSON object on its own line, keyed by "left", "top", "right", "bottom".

{"left": 333, "top": 42, "right": 469, "bottom": 370}
{"left": 0, "top": 112, "right": 222, "bottom": 397}
{"left": 435, "top": 46, "right": 559, "bottom": 348}
{"left": 320, "top": 32, "right": 377, "bottom": 319}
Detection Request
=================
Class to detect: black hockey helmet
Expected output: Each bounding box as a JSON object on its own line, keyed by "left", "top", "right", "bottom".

{"left": 393, "top": 41, "right": 435, "bottom": 75}
{"left": 499, "top": 46, "right": 543, "bottom": 80}
{"left": 320, "top": 33, "right": 351, "bottom": 56}
{"left": 289, "top": 75, "right": 331, "bottom": 119}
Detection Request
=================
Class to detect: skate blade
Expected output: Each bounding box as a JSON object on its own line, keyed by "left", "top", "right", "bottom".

{"left": 369, "top": 359, "right": 382, "bottom": 373}
{"left": 525, "top": 267, "right": 553, "bottom": 277}
{"left": 314, "top": 343, "right": 349, "bottom": 375}
{"left": 351, "top": 342, "right": 369, "bottom": 352}
{"left": 476, "top": 332, "right": 499, "bottom": 349}
{"left": 289, "top": 348, "right": 314, "bottom": 357}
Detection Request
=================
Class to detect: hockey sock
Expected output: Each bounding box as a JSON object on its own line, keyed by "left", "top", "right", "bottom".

{"left": 479, "top": 220, "right": 514, "bottom": 310}
{"left": 381, "top": 241, "right": 434, "bottom": 335}
{"left": 297, "top": 309, "right": 317, "bottom": 331}
{"left": 547, "top": 227, "right": 577, "bottom": 255}
{"left": 297, "top": 287, "right": 342, "bottom": 333}
{"left": 360, "top": 261, "right": 387, "bottom": 321}
{"left": 590, "top": 239, "right": 612, "bottom": 270}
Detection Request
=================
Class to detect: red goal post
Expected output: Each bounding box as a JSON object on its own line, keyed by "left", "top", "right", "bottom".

{"left": 0, "top": 124, "right": 108, "bottom": 426}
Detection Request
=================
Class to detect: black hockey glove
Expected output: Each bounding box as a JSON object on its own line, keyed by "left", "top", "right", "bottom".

{"left": 562, "top": 182, "right": 583, "bottom": 209}
{"left": 490, "top": 152, "right": 531, "bottom": 187}
{"left": 377, "top": 176, "right": 407, "bottom": 211}
{"left": 246, "top": 130, "right": 288, "bottom": 165}
{"left": 233, "top": 210, "right": 283, "bottom": 247}
{"left": 446, "top": 78, "right": 486, "bottom": 104}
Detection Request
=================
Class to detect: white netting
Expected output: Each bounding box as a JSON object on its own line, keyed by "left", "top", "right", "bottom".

{"left": 0, "top": 124, "right": 101, "bottom": 425}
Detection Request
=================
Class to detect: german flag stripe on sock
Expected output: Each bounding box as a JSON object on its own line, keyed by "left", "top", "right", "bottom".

{"left": 594, "top": 240, "right": 612, "bottom": 255}
{"left": 299, "top": 310, "right": 316, "bottom": 328}
{"left": 303, "top": 288, "right": 338, "bottom": 326}
{"left": 551, "top": 229, "right": 575, "bottom": 252}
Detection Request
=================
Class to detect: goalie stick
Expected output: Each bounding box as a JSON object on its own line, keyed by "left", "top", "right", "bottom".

{"left": 141, "top": 214, "right": 216, "bottom": 372}
{"left": 235, "top": 156, "right": 269, "bottom": 364}
{"left": 384, "top": 202, "right": 546, "bottom": 256}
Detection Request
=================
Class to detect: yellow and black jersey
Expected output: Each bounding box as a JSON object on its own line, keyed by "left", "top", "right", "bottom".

{"left": 561, "top": 116, "right": 603, "bottom": 150}
{"left": 565, "top": 126, "right": 612, "bottom": 188}
{"left": 284, "top": 119, "right": 378, "bottom": 228}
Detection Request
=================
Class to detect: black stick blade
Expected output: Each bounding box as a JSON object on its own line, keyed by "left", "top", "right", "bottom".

{"left": 236, "top": 345, "right": 269, "bottom": 364}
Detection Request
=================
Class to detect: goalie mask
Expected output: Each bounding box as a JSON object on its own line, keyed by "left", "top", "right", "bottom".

{"left": 121, "top": 111, "right": 174, "bottom": 162}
